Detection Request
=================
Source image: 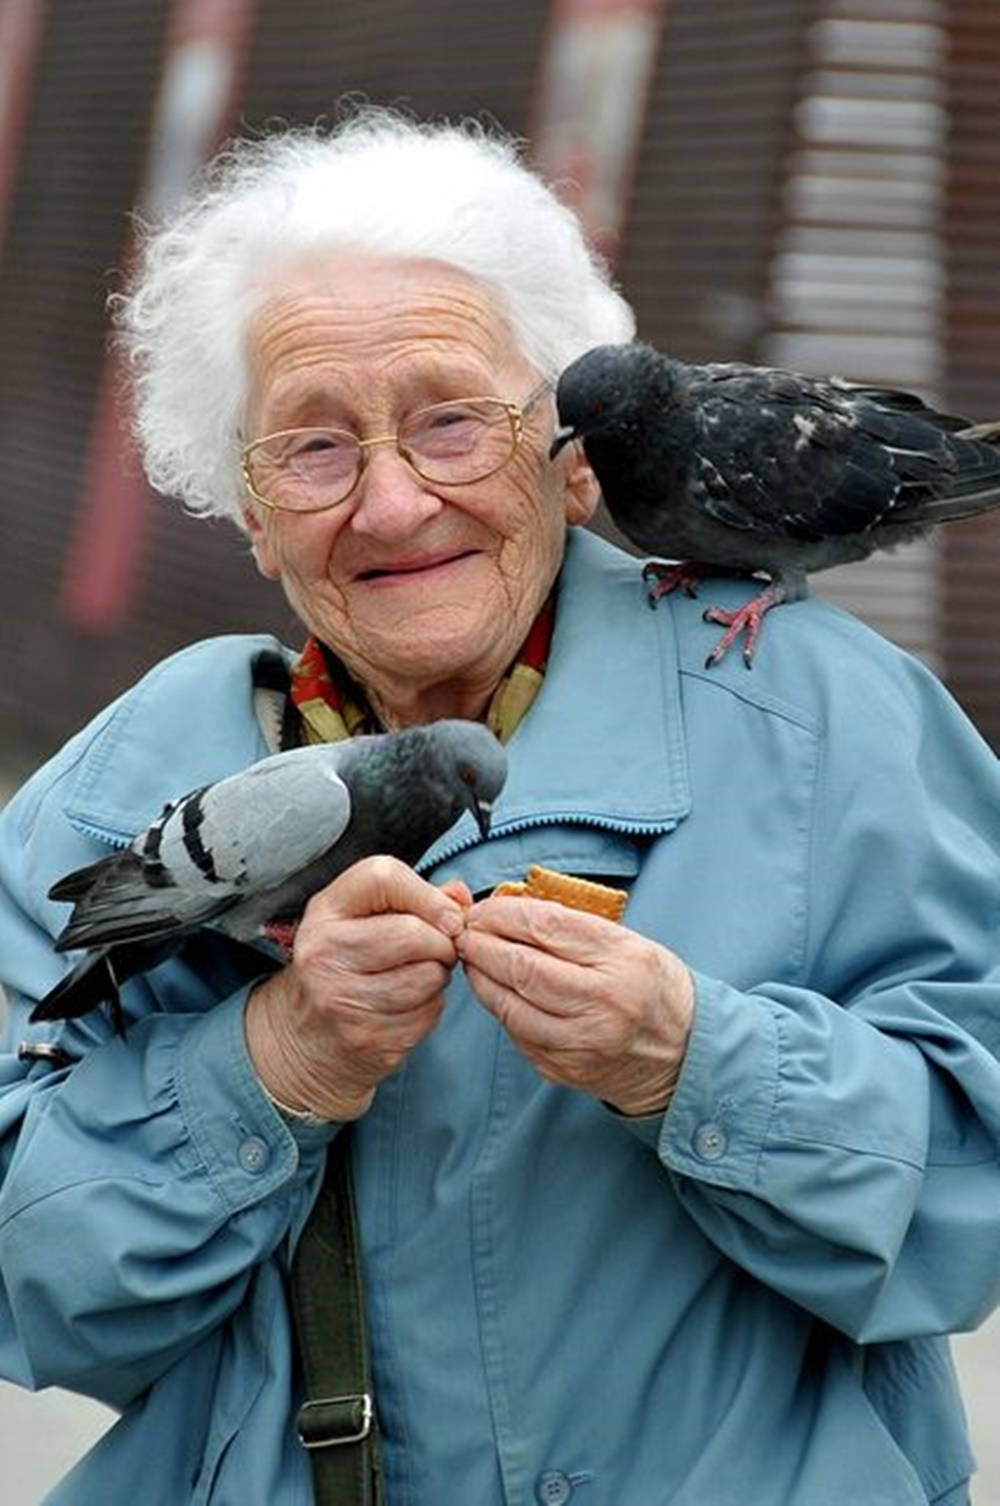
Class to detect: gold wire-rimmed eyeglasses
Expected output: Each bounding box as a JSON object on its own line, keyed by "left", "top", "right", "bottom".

{"left": 240, "top": 378, "right": 552, "bottom": 514}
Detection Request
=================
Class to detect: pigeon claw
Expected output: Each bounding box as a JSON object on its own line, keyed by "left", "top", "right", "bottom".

{"left": 702, "top": 585, "right": 784, "bottom": 669}
{"left": 642, "top": 559, "right": 705, "bottom": 608}
{"left": 261, "top": 919, "right": 300, "bottom": 959}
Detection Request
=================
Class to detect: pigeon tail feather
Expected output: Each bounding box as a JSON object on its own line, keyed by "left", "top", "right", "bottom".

{"left": 52, "top": 847, "right": 238, "bottom": 952}
{"left": 54, "top": 897, "right": 229, "bottom": 953}
{"left": 49, "top": 859, "right": 119, "bottom": 904}
{"left": 32, "top": 949, "right": 122, "bottom": 1024}
{"left": 893, "top": 482, "right": 1000, "bottom": 528}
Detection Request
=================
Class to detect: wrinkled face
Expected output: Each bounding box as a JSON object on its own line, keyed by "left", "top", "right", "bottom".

{"left": 243, "top": 254, "right": 598, "bottom": 719}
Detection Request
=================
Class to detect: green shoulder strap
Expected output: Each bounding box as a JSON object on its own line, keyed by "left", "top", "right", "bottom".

{"left": 288, "top": 1131, "right": 384, "bottom": 1506}
{"left": 264, "top": 647, "right": 383, "bottom": 1504}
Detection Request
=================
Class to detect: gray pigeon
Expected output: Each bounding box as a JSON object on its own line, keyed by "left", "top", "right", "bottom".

{"left": 552, "top": 342, "right": 1000, "bottom": 665}
{"left": 31, "top": 719, "right": 507, "bottom": 1030}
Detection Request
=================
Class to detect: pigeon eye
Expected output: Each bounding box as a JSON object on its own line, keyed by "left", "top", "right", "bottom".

{"left": 458, "top": 763, "right": 477, "bottom": 786}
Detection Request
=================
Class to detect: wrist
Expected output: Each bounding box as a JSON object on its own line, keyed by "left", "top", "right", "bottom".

{"left": 609, "top": 958, "right": 694, "bottom": 1117}
{"left": 244, "top": 976, "right": 375, "bottom": 1123}
{"left": 258, "top": 1081, "right": 340, "bottom": 1127}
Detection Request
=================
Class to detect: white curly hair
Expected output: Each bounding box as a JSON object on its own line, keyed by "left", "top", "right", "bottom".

{"left": 113, "top": 107, "right": 636, "bottom": 527}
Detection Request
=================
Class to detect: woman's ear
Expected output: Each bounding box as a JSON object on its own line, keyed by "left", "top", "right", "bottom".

{"left": 242, "top": 507, "right": 282, "bottom": 580}
{"left": 562, "top": 442, "right": 601, "bottom": 527}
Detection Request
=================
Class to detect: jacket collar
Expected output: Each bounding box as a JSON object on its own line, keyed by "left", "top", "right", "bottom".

{"left": 421, "top": 527, "right": 691, "bottom": 870}
{"left": 64, "top": 531, "right": 691, "bottom": 852}
{"left": 64, "top": 634, "right": 281, "bottom": 846}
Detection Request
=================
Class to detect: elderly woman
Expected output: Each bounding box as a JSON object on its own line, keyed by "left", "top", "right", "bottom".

{"left": 1, "top": 111, "right": 999, "bottom": 1506}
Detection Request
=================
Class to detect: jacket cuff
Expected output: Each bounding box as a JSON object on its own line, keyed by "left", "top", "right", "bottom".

{"left": 628, "top": 971, "right": 780, "bottom": 1186}
{"left": 174, "top": 985, "right": 339, "bottom": 1215}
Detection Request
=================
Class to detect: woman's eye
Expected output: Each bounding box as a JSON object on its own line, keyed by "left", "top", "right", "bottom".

{"left": 408, "top": 406, "right": 484, "bottom": 449}
{"left": 296, "top": 432, "right": 346, "bottom": 454}
{"left": 429, "top": 409, "right": 471, "bottom": 429}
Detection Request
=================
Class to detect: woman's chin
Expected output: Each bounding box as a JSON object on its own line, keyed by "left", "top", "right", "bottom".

{"left": 346, "top": 592, "right": 507, "bottom": 694}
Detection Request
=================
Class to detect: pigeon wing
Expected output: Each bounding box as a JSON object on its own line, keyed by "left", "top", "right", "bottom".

{"left": 806, "top": 386, "right": 1000, "bottom": 529}
{"left": 687, "top": 367, "right": 905, "bottom": 542}
{"left": 52, "top": 747, "right": 352, "bottom": 952}
{"left": 156, "top": 746, "right": 353, "bottom": 892}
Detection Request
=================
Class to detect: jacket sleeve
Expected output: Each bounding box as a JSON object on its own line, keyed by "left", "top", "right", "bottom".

{"left": 633, "top": 652, "right": 1000, "bottom": 1344}
{"left": 0, "top": 770, "right": 335, "bottom": 1412}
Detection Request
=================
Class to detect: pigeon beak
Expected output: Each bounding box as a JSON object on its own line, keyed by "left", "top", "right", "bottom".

{"left": 472, "top": 796, "right": 494, "bottom": 840}
{"left": 549, "top": 425, "right": 576, "bottom": 460}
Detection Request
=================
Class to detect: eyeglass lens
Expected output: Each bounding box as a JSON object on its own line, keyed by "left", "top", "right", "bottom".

{"left": 246, "top": 398, "right": 516, "bottom": 510}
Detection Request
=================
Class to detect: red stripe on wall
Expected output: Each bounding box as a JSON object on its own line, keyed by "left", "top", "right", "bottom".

{"left": 60, "top": 0, "right": 256, "bottom": 631}
{"left": 530, "top": 0, "right": 667, "bottom": 264}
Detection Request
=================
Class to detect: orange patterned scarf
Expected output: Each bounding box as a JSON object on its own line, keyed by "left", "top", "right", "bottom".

{"left": 289, "top": 594, "right": 556, "bottom": 747}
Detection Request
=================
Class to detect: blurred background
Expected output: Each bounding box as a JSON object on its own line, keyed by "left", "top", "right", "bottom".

{"left": 0, "top": 0, "right": 998, "bottom": 1499}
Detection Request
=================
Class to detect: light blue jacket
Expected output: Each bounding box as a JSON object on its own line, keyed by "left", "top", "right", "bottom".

{"left": 2, "top": 530, "right": 999, "bottom": 1505}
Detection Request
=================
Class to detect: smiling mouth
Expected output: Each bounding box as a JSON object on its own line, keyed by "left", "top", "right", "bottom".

{"left": 356, "top": 550, "right": 478, "bottom": 582}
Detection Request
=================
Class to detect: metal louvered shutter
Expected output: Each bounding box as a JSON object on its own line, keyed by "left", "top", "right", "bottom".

{"left": 941, "top": 3, "right": 1000, "bottom": 749}
{"left": 761, "top": 0, "right": 950, "bottom": 670}
{"left": 593, "top": 0, "right": 813, "bottom": 553}
{"left": 619, "top": 0, "right": 812, "bottom": 363}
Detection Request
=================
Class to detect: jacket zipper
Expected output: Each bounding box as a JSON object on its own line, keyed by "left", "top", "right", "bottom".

{"left": 418, "top": 809, "right": 680, "bottom": 872}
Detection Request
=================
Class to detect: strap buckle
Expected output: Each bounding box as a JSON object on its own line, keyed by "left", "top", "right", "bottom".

{"left": 297, "top": 1393, "right": 374, "bottom": 1450}
{"left": 18, "top": 1041, "right": 74, "bottom": 1069}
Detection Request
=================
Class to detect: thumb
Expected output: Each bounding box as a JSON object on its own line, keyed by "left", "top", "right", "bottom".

{"left": 438, "top": 878, "right": 474, "bottom": 910}
{"left": 320, "top": 855, "right": 466, "bottom": 937}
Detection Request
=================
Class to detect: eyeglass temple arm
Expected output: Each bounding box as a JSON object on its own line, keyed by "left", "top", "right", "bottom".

{"left": 520, "top": 377, "right": 553, "bottom": 417}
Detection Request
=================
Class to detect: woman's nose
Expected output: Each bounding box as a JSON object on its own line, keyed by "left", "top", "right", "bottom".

{"left": 348, "top": 442, "right": 444, "bottom": 539}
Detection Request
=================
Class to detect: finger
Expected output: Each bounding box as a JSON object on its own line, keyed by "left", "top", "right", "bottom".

{"left": 329, "top": 965, "right": 453, "bottom": 1024}
{"left": 458, "top": 926, "right": 591, "bottom": 1017}
{"left": 328, "top": 950, "right": 457, "bottom": 1002}
{"left": 438, "top": 877, "right": 474, "bottom": 909}
{"left": 298, "top": 955, "right": 456, "bottom": 1018}
{"left": 465, "top": 894, "right": 625, "bottom": 965}
{"left": 297, "top": 909, "right": 459, "bottom": 974}
{"left": 463, "top": 961, "right": 576, "bottom": 1049}
{"left": 309, "top": 990, "right": 449, "bottom": 1079}
{"left": 311, "top": 855, "right": 465, "bottom": 937}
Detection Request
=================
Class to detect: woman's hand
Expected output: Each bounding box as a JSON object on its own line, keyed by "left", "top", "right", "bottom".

{"left": 457, "top": 894, "right": 694, "bottom": 1116}
{"left": 245, "top": 856, "right": 471, "bottom": 1121}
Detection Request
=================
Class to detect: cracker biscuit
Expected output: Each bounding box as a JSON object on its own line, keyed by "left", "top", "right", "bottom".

{"left": 493, "top": 865, "right": 628, "bottom": 922}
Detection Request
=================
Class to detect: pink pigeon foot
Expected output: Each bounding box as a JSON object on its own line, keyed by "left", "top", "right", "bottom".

{"left": 261, "top": 919, "right": 300, "bottom": 959}
{"left": 641, "top": 559, "right": 708, "bottom": 606}
{"left": 702, "top": 584, "right": 786, "bottom": 668}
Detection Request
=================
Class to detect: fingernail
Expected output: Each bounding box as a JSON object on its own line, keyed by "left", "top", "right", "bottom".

{"left": 441, "top": 909, "right": 463, "bottom": 938}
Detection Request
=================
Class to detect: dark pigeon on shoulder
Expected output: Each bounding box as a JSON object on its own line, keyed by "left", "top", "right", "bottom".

{"left": 32, "top": 719, "right": 506, "bottom": 1031}
{"left": 552, "top": 342, "right": 1000, "bottom": 665}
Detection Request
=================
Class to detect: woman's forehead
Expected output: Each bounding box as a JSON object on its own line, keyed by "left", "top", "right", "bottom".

{"left": 246, "top": 253, "right": 530, "bottom": 419}
{"left": 250, "top": 254, "right": 516, "bottom": 357}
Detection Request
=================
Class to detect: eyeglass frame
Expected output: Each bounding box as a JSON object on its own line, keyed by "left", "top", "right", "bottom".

{"left": 240, "top": 377, "right": 553, "bottom": 515}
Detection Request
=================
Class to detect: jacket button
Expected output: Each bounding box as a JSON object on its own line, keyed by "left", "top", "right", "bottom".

{"left": 536, "top": 1470, "right": 573, "bottom": 1504}
{"left": 238, "top": 1135, "right": 271, "bottom": 1174}
{"left": 693, "top": 1122, "right": 727, "bottom": 1161}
